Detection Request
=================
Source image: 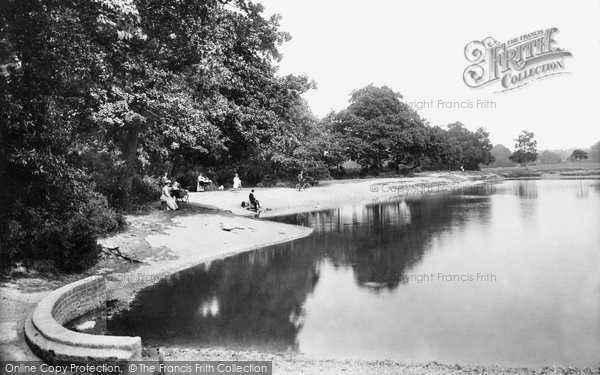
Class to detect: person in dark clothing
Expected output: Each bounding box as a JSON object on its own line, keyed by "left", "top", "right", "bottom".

{"left": 249, "top": 189, "right": 260, "bottom": 210}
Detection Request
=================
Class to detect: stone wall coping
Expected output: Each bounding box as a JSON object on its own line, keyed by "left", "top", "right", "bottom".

{"left": 25, "top": 275, "right": 141, "bottom": 362}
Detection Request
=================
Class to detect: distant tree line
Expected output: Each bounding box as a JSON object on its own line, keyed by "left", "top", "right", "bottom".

{"left": 324, "top": 85, "right": 494, "bottom": 173}
{"left": 489, "top": 137, "right": 600, "bottom": 168}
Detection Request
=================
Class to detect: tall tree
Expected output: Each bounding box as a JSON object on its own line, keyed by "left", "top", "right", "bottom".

{"left": 424, "top": 126, "right": 462, "bottom": 171}
{"left": 444, "top": 122, "right": 494, "bottom": 170}
{"left": 570, "top": 149, "right": 589, "bottom": 169}
{"left": 329, "top": 84, "right": 427, "bottom": 173}
{"left": 509, "top": 130, "right": 537, "bottom": 169}
{"left": 489, "top": 144, "right": 514, "bottom": 167}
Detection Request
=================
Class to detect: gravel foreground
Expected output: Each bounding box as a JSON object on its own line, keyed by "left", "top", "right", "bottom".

{"left": 145, "top": 347, "right": 600, "bottom": 375}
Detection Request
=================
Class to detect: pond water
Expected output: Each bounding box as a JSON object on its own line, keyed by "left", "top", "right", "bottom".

{"left": 104, "top": 180, "right": 600, "bottom": 367}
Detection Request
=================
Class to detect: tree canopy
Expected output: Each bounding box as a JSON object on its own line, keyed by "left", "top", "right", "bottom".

{"left": 570, "top": 149, "right": 589, "bottom": 168}
{"left": 326, "top": 85, "right": 494, "bottom": 174}
{"left": 489, "top": 144, "right": 514, "bottom": 167}
{"left": 539, "top": 150, "right": 562, "bottom": 164}
{"left": 509, "top": 130, "right": 537, "bottom": 169}
{"left": 0, "top": 0, "right": 318, "bottom": 270}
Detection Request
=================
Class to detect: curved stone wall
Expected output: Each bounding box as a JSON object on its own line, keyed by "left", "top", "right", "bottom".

{"left": 25, "top": 275, "right": 141, "bottom": 363}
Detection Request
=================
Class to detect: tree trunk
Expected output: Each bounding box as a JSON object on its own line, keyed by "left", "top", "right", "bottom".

{"left": 122, "top": 125, "right": 140, "bottom": 198}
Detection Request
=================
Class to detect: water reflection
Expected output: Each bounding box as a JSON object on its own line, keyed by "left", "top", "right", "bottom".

{"left": 575, "top": 181, "right": 589, "bottom": 198}
{"left": 302, "top": 196, "right": 491, "bottom": 290}
{"left": 513, "top": 180, "right": 538, "bottom": 198}
{"left": 104, "top": 180, "right": 600, "bottom": 367}
{"left": 108, "top": 244, "right": 319, "bottom": 350}
{"left": 107, "top": 194, "right": 491, "bottom": 348}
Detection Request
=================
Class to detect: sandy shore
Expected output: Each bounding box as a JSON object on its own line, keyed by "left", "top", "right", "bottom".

{"left": 99, "top": 206, "right": 314, "bottom": 310}
{"left": 190, "top": 172, "right": 500, "bottom": 218}
{"left": 4, "top": 172, "right": 598, "bottom": 373}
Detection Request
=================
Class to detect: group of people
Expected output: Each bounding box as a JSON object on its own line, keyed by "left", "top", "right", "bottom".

{"left": 161, "top": 170, "right": 307, "bottom": 214}
{"left": 196, "top": 172, "right": 241, "bottom": 192}
{"left": 160, "top": 172, "right": 188, "bottom": 210}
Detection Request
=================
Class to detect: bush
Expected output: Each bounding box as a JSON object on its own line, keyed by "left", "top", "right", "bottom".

{"left": 258, "top": 174, "right": 277, "bottom": 187}
{"left": 0, "top": 160, "right": 124, "bottom": 273}
{"left": 174, "top": 169, "right": 200, "bottom": 190}
{"left": 131, "top": 175, "right": 161, "bottom": 204}
{"left": 243, "top": 162, "right": 270, "bottom": 186}
{"left": 211, "top": 167, "right": 236, "bottom": 188}
{"left": 501, "top": 170, "right": 542, "bottom": 178}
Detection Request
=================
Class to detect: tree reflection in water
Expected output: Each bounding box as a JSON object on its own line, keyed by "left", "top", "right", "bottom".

{"left": 107, "top": 194, "right": 491, "bottom": 350}
{"left": 278, "top": 195, "right": 490, "bottom": 291}
{"left": 108, "top": 243, "right": 319, "bottom": 351}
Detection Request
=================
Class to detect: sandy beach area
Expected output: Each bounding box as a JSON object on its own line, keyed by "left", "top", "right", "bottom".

{"left": 190, "top": 172, "right": 500, "bottom": 218}
{"left": 3, "top": 172, "right": 598, "bottom": 374}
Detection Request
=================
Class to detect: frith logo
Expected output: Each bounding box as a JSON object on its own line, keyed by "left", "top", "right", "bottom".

{"left": 463, "top": 28, "right": 572, "bottom": 92}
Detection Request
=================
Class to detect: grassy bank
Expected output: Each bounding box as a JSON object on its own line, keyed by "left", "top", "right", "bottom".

{"left": 482, "top": 160, "right": 600, "bottom": 178}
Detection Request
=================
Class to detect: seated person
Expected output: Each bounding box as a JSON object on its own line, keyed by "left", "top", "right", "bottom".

{"left": 197, "top": 173, "right": 212, "bottom": 192}
{"left": 161, "top": 181, "right": 178, "bottom": 210}
{"left": 171, "top": 180, "right": 188, "bottom": 199}
{"left": 249, "top": 189, "right": 260, "bottom": 210}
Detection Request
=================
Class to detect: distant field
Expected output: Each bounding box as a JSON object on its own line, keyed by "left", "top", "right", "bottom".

{"left": 482, "top": 160, "right": 600, "bottom": 176}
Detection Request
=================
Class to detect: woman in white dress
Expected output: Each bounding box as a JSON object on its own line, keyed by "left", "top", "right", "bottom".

{"left": 233, "top": 173, "right": 242, "bottom": 190}
{"left": 160, "top": 182, "right": 178, "bottom": 210}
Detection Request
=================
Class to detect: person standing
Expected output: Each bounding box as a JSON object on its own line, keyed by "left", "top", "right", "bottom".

{"left": 233, "top": 173, "right": 242, "bottom": 190}
{"left": 160, "top": 172, "right": 169, "bottom": 186}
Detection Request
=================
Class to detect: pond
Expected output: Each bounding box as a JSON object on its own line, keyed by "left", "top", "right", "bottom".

{"left": 102, "top": 180, "right": 600, "bottom": 367}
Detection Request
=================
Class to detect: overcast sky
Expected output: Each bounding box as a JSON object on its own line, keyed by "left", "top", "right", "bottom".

{"left": 258, "top": 0, "right": 600, "bottom": 150}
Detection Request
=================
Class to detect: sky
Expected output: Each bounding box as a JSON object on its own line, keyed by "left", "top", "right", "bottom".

{"left": 258, "top": 0, "right": 600, "bottom": 150}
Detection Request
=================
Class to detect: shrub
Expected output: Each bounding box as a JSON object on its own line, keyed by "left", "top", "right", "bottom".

{"left": 131, "top": 175, "right": 161, "bottom": 204}
{"left": 174, "top": 169, "right": 199, "bottom": 190}
{"left": 212, "top": 168, "right": 236, "bottom": 188}
{"left": 258, "top": 174, "right": 278, "bottom": 187}
{"left": 243, "top": 162, "right": 270, "bottom": 186}
{"left": 501, "top": 170, "right": 542, "bottom": 178}
{"left": 0, "top": 159, "right": 124, "bottom": 272}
